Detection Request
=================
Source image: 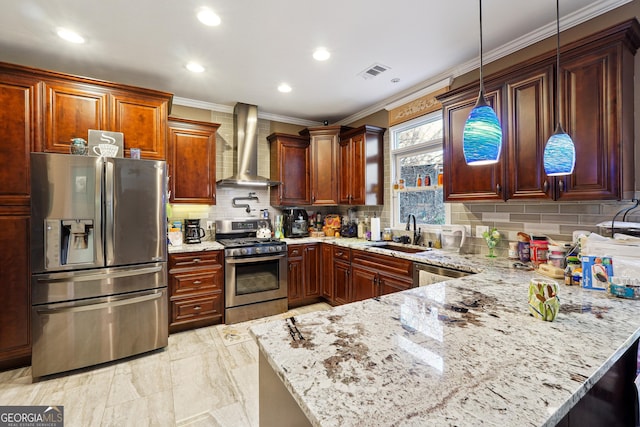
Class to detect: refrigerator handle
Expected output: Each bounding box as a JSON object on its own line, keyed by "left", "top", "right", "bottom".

{"left": 105, "top": 159, "right": 115, "bottom": 265}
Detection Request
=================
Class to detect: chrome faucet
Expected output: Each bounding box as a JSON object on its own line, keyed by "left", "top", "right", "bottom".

{"left": 405, "top": 214, "right": 420, "bottom": 245}
{"left": 232, "top": 192, "right": 259, "bottom": 213}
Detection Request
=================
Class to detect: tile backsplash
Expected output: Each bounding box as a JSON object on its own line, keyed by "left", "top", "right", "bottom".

{"left": 451, "top": 200, "right": 640, "bottom": 256}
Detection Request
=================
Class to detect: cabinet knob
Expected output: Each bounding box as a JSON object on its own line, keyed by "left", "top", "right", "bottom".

{"left": 194, "top": 305, "right": 201, "bottom": 310}
{"left": 312, "top": 195, "right": 316, "bottom": 202}
{"left": 193, "top": 280, "right": 202, "bottom": 285}
{"left": 336, "top": 252, "right": 343, "bottom": 257}
{"left": 496, "top": 184, "right": 501, "bottom": 194}
{"left": 559, "top": 179, "right": 565, "bottom": 192}
{"left": 543, "top": 180, "right": 549, "bottom": 193}
{"left": 193, "top": 258, "right": 201, "bottom": 263}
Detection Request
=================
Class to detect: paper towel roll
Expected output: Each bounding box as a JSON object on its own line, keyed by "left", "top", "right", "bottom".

{"left": 371, "top": 217, "right": 381, "bottom": 241}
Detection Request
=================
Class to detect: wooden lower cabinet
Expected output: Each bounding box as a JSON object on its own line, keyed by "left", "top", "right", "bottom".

{"left": 350, "top": 249, "right": 413, "bottom": 303}
{"left": 322, "top": 246, "right": 412, "bottom": 306}
{"left": 287, "top": 243, "right": 321, "bottom": 307}
{"left": 0, "top": 212, "right": 31, "bottom": 370}
{"left": 168, "top": 250, "right": 224, "bottom": 333}
{"left": 320, "top": 244, "right": 334, "bottom": 301}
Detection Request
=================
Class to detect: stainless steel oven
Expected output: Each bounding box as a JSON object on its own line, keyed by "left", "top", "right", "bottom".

{"left": 216, "top": 219, "right": 288, "bottom": 324}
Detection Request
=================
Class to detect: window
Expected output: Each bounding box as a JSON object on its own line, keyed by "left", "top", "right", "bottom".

{"left": 390, "top": 112, "right": 446, "bottom": 228}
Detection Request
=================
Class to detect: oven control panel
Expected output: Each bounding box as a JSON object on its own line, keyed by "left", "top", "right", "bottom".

{"left": 225, "top": 245, "right": 286, "bottom": 258}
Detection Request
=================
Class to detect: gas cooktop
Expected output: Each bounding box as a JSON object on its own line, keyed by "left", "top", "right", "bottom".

{"left": 217, "top": 237, "right": 281, "bottom": 248}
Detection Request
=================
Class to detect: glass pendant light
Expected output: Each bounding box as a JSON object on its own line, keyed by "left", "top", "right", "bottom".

{"left": 463, "top": 0, "right": 503, "bottom": 166}
{"left": 543, "top": 0, "right": 576, "bottom": 176}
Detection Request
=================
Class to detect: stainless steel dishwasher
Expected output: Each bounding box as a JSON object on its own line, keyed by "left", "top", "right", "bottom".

{"left": 413, "top": 263, "right": 473, "bottom": 287}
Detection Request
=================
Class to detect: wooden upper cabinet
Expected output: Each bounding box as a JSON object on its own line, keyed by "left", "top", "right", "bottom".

{"left": 557, "top": 37, "right": 635, "bottom": 200}
{"left": 110, "top": 92, "right": 170, "bottom": 160}
{"left": 300, "top": 126, "right": 349, "bottom": 206}
{"left": 438, "top": 19, "right": 640, "bottom": 202}
{"left": 43, "top": 80, "right": 109, "bottom": 154}
{"left": 338, "top": 125, "right": 385, "bottom": 205}
{"left": 268, "top": 133, "right": 311, "bottom": 206}
{"left": 505, "top": 65, "right": 554, "bottom": 200}
{"left": 441, "top": 88, "right": 505, "bottom": 202}
{"left": 0, "top": 71, "right": 40, "bottom": 205}
{"left": 168, "top": 117, "right": 220, "bottom": 204}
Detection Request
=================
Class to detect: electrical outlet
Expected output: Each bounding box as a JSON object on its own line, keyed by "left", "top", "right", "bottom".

{"left": 206, "top": 221, "right": 213, "bottom": 230}
{"left": 475, "top": 225, "right": 489, "bottom": 237}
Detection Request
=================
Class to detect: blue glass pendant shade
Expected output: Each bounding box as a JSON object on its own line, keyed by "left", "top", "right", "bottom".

{"left": 543, "top": 123, "right": 575, "bottom": 176}
{"left": 463, "top": 92, "right": 503, "bottom": 165}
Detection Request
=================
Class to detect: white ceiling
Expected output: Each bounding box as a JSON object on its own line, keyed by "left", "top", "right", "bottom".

{"left": 0, "top": 0, "right": 631, "bottom": 125}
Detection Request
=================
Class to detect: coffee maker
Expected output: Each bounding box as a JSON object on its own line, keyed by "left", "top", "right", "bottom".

{"left": 184, "top": 219, "right": 205, "bottom": 244}
{"left": 282, "top": 208, "right": 309, "bottom": 238}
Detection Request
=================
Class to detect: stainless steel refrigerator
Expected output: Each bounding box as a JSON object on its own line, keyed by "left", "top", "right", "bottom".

{"left": 30, "top": 153, "right": 168, "bottom": 378}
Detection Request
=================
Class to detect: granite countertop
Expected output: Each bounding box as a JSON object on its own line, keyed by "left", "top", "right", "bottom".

{"left": 167, "top": 240, "right": 223, "bottom": 254}
{"left": 251, "top": 249, "right": 640, "bottom": 426}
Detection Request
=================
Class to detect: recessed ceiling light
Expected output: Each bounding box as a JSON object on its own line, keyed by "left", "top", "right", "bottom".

{"left": 197, "top": 7, "right": 221, "bottom": 26}
{"left": 313, "top": 47, "right": 330, "bottom": 61}
{"left": 391, "top": 78, "right": 400, "bottom": 83}
{"left": 57, "top": 28, "right": 85, "bottom": 44}
{"left": 186, "top": 62, "right": 205, "bottom": 73}
{"left": 278, "top": 83, "right": 292, "bottom": 93}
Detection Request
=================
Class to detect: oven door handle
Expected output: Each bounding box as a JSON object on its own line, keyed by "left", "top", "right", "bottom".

{"left": 225, "top": 253, "right": 286, "bottom": 264}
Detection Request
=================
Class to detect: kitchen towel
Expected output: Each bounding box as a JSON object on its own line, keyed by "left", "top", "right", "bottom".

{"left": 371, "top": 217, "right": 381, "bottom": 241}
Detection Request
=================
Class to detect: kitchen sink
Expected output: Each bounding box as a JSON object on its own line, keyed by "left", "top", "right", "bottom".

{"left": 373, "top": 244, "right": 428, "bottom": 254}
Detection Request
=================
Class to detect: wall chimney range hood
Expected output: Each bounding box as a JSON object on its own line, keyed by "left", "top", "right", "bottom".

{"left": 217, "top": 103, "right": 280, "bottom": 187}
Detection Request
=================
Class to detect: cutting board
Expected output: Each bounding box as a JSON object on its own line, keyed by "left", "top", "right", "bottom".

{"left": 537, "top": 263, "right": 565, "bottom": 279}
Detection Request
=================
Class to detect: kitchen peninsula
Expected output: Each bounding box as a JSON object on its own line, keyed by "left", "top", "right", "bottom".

{"left": 251, "top": 246, "right": 640, "bottom": 426}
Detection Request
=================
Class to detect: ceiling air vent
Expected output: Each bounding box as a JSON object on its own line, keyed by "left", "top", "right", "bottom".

{"left": 358, "top": 63, "right": 391, "bottom": 80}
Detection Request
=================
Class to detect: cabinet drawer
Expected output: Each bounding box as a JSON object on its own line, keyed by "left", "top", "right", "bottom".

{"left": 170, "top": 268, "right": 222, "bottom": 296}
{"left": 333, "top": 246, "right": 351, "bottom": 262}
{"left": 288, "top": 244, "right": 303, "bottom": 258}
{"left": 351, "top": 249, "right": 412, "bottom": 278}
{"left": 171, "top": 293, "right": 222, "bottom": 323}
{"left": 169, "top": 250, "right": 222, "bottom": 270}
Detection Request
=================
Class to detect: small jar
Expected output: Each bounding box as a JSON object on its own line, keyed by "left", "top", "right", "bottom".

{"left": 382, "top": 228, "right": 392, "bottom": 241}
{"left": 508, "top": 241, "right": 519, "bottom": 259}
{"left": 437, "top": 166, "right": 443, "bottom": 186}
{"left": 398, "top": 179, "right": 405, "bottom": 190}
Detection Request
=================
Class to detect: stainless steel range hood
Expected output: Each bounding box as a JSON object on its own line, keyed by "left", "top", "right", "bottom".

{"left": 217, "top": 103, "right": 280, "bottom": 187}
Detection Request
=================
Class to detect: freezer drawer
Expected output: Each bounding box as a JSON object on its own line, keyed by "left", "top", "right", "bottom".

{"left": 31, "top": 288, "right": 168, "bottom": 378}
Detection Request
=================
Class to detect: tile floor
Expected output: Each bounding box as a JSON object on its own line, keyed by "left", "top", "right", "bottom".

{"left": 0, "top": 303, "right": 331, "bottom": 427}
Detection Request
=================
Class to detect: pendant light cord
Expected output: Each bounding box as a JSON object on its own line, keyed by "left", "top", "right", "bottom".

{"left": 555, "top": 0, "right": 560, "bottom": 129}
{"left": 479, "top": 0, "right": 484, "bottom": 93}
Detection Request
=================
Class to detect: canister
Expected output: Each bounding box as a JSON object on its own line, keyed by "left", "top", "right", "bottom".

{"left": 518, "top": 241, "right": 530, "bottom": 262}
{"left": 530, "top": 238, "right": 548, "bottom": 266}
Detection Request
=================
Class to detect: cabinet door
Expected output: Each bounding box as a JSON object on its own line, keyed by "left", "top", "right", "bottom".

{"left": 310, "top": 133, "right": 338, "bottom": 205}
{"left": 303, "top": 244, "right": 321, "bottom": 298}
{"left": 287, "top": 257, "right": 303, "bottom": 303}
{"left": 351, "top": 265, "right": 376, "bottom": 302}
{"left": 320, "top": 243, "right": 334, "bottom": 301}
{"left": 110, "top": 92, "right": 169, "bottom": 159}
{"left": 333, "top": 261, "right": 351, "bottom": 305}
{"left": 269, "top": 134, "right": 310, "bottom": 206}
{"left": 558, "top": 45, "right": 620, "bottom": 200}
{"left": 349, "top": 134, "right": 367, "bottom": 204}
{"left": 337, "top": 139, "right": 352, "bottom": 204}
{"left": 0, "top": 213, "right": 31, "bottom": 368}
{"left": 378, "top": 273, "right": 412, "bottom": 296}
{"left": 0, "top": 73, "right": 40, "bottom": 206}
{"left": 43, "top": 80, "right": 109, "bottom": 154}
{"left": 505, "top": 66, "right": 554, "bottom": 200}
{"left": 168, "top": 118, "right": 219, "bottom": 204}
{"left": 442, "top": 89, "right": 505, "bottom": 201}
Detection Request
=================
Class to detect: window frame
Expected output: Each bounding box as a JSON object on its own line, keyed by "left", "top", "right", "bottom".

{"left": 389, "top": 112, "right": 450, "bottom": 228}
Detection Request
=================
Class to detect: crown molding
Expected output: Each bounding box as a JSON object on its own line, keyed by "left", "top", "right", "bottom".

{"left": 172, "top": 96, "right": 322, "bottom": 126}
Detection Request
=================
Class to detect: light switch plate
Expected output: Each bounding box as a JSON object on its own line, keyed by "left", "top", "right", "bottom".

{"left": 476, "top": 225, "right": 489, "bottom": 237}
